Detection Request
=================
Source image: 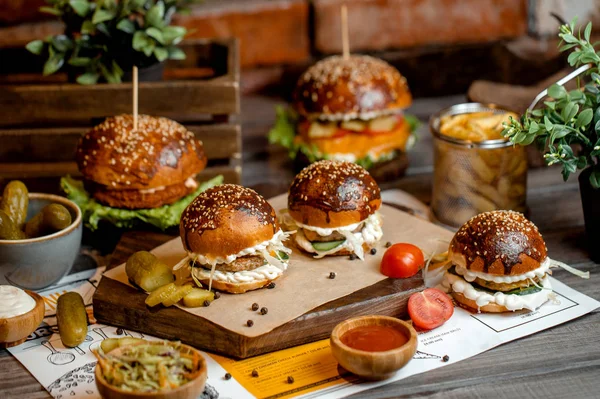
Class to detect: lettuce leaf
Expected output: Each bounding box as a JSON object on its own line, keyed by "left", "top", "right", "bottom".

{"left": 60, "top": 175, "right": 223, "bottom": 230}
{"left": 267, "top": 106, "right": 421, "bottom": 165}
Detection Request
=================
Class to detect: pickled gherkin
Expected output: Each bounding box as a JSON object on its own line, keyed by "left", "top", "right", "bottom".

{"left": 0, "top": 180, "right": 28, "bottom": 230}
{"left": 0, "top": 209, "right": 26, "bottom": 240}
{"left": 25, "top": 204, "right": 72, "bottom": 238}
{"left": 57, "top": 292, "right": 88, "bottom": 347}
{"left": 183, "top": 288, "right": 215, "bottom": 307}
{"left": 126, "top": 251, "right": 174, "bottom": 292}
{"left": 145, "top": 283, "right": 178, "bottom": 307}
{"left": 161, "top": 284, "right": 193, "bottom": 307}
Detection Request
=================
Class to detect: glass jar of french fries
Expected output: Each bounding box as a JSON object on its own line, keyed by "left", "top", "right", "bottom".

{"left": 429, "top": 103, "right": 527, "bottom": 228}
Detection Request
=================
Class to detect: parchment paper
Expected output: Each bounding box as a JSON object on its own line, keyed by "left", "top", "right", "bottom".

{"left": 104, "top": 194, "right": 454, "bottom": 337}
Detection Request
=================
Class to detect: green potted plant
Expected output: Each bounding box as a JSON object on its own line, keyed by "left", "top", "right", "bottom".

{"left": 503, "top": 19, "right": 600, "bottom": 261}
{"left": 25, "top": 0, "right": 192, "bottom": 84}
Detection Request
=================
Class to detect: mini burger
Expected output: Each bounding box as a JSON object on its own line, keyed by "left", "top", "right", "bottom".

{"left": 176, "top": 184, "right": 291, "bottom": 294}
{"left": 269, "top": 55, "right": 418, "bottom": 175}
{"left": 441, "top": 210, "right": 553, "bottom": 313}
{"left": 62, "top": 114, "right": 222, "bottom": 230}
{"left": 285, "top": 160, "right": 383, "bottom": 259}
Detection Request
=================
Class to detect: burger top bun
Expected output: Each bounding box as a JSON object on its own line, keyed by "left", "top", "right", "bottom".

{"left": 293, "top": 55, "right": 412, "bottom": 121}
{"left": 288, "top": 160, "right": 381, "bottom": 228}
{"left": 180, "top": 184, "right": 279, "bottom": 259}
{"left": 449, "top": 210, "right": 548, "bottom": 276}
{"left": 76, "top": 114, "right": 206, "bottom": 190}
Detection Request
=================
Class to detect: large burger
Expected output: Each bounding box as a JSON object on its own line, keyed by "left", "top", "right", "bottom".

{"left": 284, "top": 160, "right": 383, "bottom": 259}
{"left": 269, "top": 55, "right": 418, "bottom": 178}
{"left": 441, "top": 210, "right": 553, "bottom": 312}
{"left": 62, "top": 114, "right": 222, "bottom": 230}
{"left": 176, "top": 184, "right": 291, "bottom": 294}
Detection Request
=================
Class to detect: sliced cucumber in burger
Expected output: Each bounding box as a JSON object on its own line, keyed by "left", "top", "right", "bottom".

{"left": 312, "top": 240, "right": 345, "bottom": 251}
{"left": 368, "top": 115, "right": 398, "bottom": 132}
{"left": 277, "top": 251, "right": 290, "bottom": 260}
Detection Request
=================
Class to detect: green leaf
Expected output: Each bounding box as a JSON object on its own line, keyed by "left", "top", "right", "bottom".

{"left": 585, "top": 22, "right": 592, "bottom": 42}
{"left": 132, "top": 31, "right": 152, "bottom": 51}
{"left": 520, "top": 134, "right": 537, "bottom": 146}
{"left": 153, "top": 47, "right": 168, "bottom": 62}
{"left": 99, "top": 63, "right": 120, "bottom": 84}
{"left": 590, "top": 170, "right": 600, "bottom": 189}
{"left": 69, "top": 0, "right": 90, "bottom": 17}
{"left": 162, "top": 26, "right": 186, "bottom": 44}
{"left": 92, "top": 9, "right": 116, "bottom": 24}
{"left": 548, "top": 84, "right": 567, "bottom": 99}
{"left": 562, "top": 33, "right": 579, "bottom": 43}
{"left": 25, "top": 40, "right": 44, "bottom": 55}
{"left": 146, "top": 2, "right": 165, "bottom": 28}
{"left": 544, "top": 101, "right": 556, "bottom": 110}
{"left": 68, "top": 57, "right": 92, "bottom": 66}
{"left": 43, "top": 54, "right": 64, "bottom": 75}
{"left": 577, "top": 156, "right": 588, "bottom": 169}
{"left": 76, "top": 72, "right": 99, "bottom": 85}
{"left": 51, "top": 35, "right": 72, "bottom": 52}
{"left": 576, "top": 108, "right": 594, "bottom": 128}
{"left": 529, "top": 120, "right": 539, "bottom": 133}
{"left": 146, "top": 27, "right": 165, "bottom": 44}
{"left": 132, "top": 0, "right": 146, "bottom": 8}
{"left": 39, "top": 6, "right": 62, "bottom": 16}
{"left": 544, "top": 116, "right": 554, "bottom": 132}
{"left": 167, "top": 46, "right": 186, "bottom": 60}
{"left": 567, "top": 50, "right": 581, "bottom": 66}
{"left": 553, "top": 127, "right": 569, "bottom": 140}
{"left": 559, "top": 43, "right": 578, "bottom": 52}
{"left": 116, "top": 19, "right": 135, "bottom": 34}
{"left": 81, "top": 20, "right": 96, "bottom": 34}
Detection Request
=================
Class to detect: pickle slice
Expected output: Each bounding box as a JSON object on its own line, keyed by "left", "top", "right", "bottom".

{"left": 312, "top": 240, "right": 345, "bottom": 252}
{"left": 126, "top": 251, "right": 174, "bottom": 292}
{"left": 100, "top": 338, "right": 121, "bottom": 353}
{"left": 161, "top": 284, "right": 193, "bottom": 307}
{"left": 183, "top": 288, "right": 215, "bottom": 308}
{"left": 145, "top": 283, "right": 178, "bottom": 307}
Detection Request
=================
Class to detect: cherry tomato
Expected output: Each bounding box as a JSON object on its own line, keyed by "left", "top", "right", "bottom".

{"left": 380, "top": 243, "right": 425, "bottom": 278}
{"left": 408, "top": 288, "right": 454, "bottom": 330}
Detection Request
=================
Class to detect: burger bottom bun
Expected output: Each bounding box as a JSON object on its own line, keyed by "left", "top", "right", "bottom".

{"left": 90, "top": 179, "right": 196, "bottom": 209}
{"left": 199, "top": 276, "right": 279, "bottom": 294}
{"left": 294, "top": 151, "right": 408, "bottom": 184}
{"left": 296, "top": 242, "right": 371, "bottom": 258}
{"left": 451, "top": 292, "right": 511, "bottom": 313}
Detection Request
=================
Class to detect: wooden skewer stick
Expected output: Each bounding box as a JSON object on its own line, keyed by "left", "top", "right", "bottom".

{"left": 341, "top": 4, "right": 349, "bottom": 60}
{"left": 133, "top": 65, "right": 138, "bottom": 131}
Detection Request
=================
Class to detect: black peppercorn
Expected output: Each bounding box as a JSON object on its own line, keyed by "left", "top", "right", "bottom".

{"left": 370, "top": 248, "right": 377, "bottom": 255}
{"left": 247, "top": 319, "right": 254, "bottom": 327}
{"left": 252, "top": 369, "right": 259, "bottom": 377}
{"left": 328, "top": 272, "right": 336, "bottom": 279}
{"left": 203, "top": 300, "right": 210, "bottom": 307}
{"left": 251, "top": 303, "right": 259, "bottom": 311}
{"left": 349, "top": 254, "right": 358, "bottom": 260}
{"left": 442, "top": 355, "right": 449, "bottom": 362}
{"left": 214, "top": 292, "right": 221, "bottom": 299}
{"left": 385, "top": 242, "right": 392, "bottom": 248}
{"left": 224, "top": 373, "right": 232, "bottom": 380}
{"left": 287, "top": 376, "right": 294, "bottom": 384}
{"left": 267, "top": 282, "right": 276, "bottom": 289}
{"left": 260, "top": 307, "right": 268, "bottom": 315}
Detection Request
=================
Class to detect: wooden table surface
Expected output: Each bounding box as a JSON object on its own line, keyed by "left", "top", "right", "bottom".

{"left": 1, "top": 94, "right": 598, "bottom": 399}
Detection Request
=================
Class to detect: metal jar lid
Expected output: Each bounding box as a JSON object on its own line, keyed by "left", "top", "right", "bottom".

{"left": 429, "top": 102, "right": 517, "bottom": 149}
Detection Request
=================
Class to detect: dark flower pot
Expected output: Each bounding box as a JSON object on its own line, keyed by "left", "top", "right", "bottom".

{"left": 579, "top": 167, "right": 600, "bottom": 262}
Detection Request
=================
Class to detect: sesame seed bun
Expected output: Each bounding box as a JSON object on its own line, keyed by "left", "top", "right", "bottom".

{"left": 76, "top": 114, "right": 206, "bottom": 192}
{"left": 288, "top": 160, "right": 381, "bottom": 228}
{"left": 449, "top": 210, "right": 547, "bottom": 276}
{"left": 195, "top": 277, "right": 279, "bottom": 295}
{"left": 293, "top": 55, "right": 412, "bottom": 121}
{"left": 451, "top": 292, "right": 510, "bottom": 313}
{"left": 180, "top": 184, "right": 279, "bottom": 259}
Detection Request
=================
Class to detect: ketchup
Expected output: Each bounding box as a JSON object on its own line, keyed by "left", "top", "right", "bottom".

{"left": 340, "top": 325, "right": 408, "bottom": 352}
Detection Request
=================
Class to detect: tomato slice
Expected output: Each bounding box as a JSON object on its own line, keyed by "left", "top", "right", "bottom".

{"left": 380, "top": 243, "right": 425, "bottom": 278}
{"left": 408, "top": 288, "right": 454, "bottom": 330}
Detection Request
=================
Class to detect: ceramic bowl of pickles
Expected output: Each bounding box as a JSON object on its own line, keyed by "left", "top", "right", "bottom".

{"left": 0, "top": 181, "right": 82, "bottom": 290}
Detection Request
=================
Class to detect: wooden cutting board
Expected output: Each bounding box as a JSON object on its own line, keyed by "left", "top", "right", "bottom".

{"left": 93, "top": 199, "right": 448, "bottom": 359}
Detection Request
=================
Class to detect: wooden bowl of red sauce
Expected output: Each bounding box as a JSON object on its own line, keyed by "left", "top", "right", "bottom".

{"left": 330, "top": 315, "right": 418, "bottom": 380}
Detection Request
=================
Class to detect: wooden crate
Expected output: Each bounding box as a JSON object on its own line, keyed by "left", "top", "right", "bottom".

{"left": 0, "top": 38, "right": 241, "bottom": 193}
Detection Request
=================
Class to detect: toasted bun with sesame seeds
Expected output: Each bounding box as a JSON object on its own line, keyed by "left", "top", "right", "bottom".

{"left": 76, "top": 114, "right": 206, "bottom": 194}
{"left": 293, "top": 55, "right": 412, "bottom": 121}
{"left": 180, "top": 184, "right": 280, "bottom": 259}
{"left": 288, "top": 160, "right": 381, "bottom": 228}
{"left": 448, "top": 210, "right": 547, "bottom": 276}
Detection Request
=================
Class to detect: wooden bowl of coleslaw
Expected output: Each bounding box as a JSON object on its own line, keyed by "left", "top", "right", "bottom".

{"left": 94, "top": 340, "right": 207, "bottom": 399}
